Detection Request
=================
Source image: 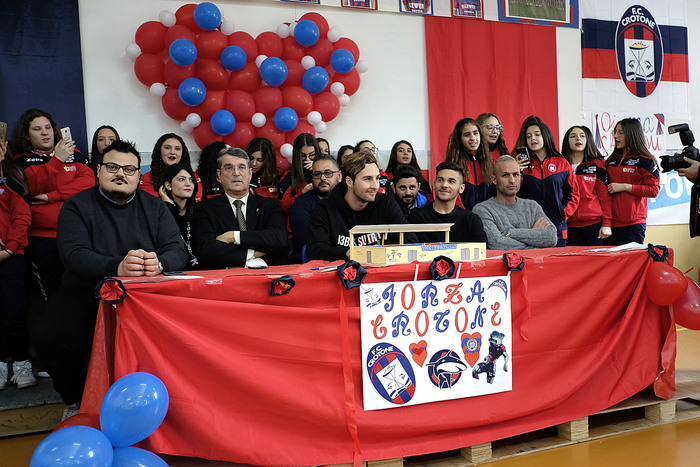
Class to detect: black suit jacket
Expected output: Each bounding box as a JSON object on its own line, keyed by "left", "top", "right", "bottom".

{"left": 193, "top": 193, "right": 287, "bottom": 268}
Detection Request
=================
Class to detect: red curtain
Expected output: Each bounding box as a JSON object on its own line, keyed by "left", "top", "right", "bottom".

{"left": 425, "top": 17, "right": 560, "bottom": 177}
{"left": 83, "top": 248, "right": 675, "bottom": 466}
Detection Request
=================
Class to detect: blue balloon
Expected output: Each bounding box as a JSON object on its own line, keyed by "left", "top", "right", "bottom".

{"left": 330, "top": 48, "right": 355, "bottom": 74}
{"left": 178, "top": 78, "right": 207, "bottom": 106}
{"left": 274, "top": 107, "right": 298, "bottom": 132}
{"left": 259, "top": 57, "right": 288, "bottom": 87}
{"left": 302, "top": 66, "right": 329, "bottom": 95}
{"left": 100, "top": 372, "right": 169, "bottom": 448}
{"left": 30, "top": 426, "right": 113, "bottom": 467}
{"left": 112, "top": 446, "right": 169, "bottom": 467}
{"left": 169, "top": 38, "right": 197, "bottom": 67}
{"left": 211, "top": 110, "right": 236, "bottom": 135}
{"left": 194, "top": 2, "right": 221, "bottom": 31}
{"left": 294, "top": 19, "right": 320, "bottom": 47}
{"left": 221, "top": 45, "right": 246, "bottom": 71}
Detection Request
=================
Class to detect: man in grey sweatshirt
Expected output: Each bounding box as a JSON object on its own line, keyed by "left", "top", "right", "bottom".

{"left": 473, "top": 155, "right": 557, "bottom": 250}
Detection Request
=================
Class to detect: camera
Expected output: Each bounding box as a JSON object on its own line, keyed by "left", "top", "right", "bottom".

{"left": 659, "top": 123, "right": 699, "bottom": 172}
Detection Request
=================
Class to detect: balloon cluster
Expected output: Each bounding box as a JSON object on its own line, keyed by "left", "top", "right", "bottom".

{"left": 128, "top": 2, "right": 367, "bottom": 158}
{"left": 646, "top": 261, "right": 700, "bottom": 330}
{"left": 31, "top": 372, "right": 170, "bottom": 467}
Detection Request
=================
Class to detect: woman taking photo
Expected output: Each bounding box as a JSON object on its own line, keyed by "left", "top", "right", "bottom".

{"left": 477, "top": 113, "right": 509, "bottom": 164}
{"left": 513, "top": 115, "right": 578, "bottom": 247}
{"left": 89, "top": 125, "right": 119, "bottom": 171}
{"left": 141, "top": 133, "right": 202, "bottom": 202}
{"left": 605, "top": 118, "right": 660, "bottom": 245}
{"left": 562, "top": 125, "right": 611, "bottom": 246}
{"left": 246, "top": 137, "right": 280, "bottom": 198}
{"left": 386, "top": 140, "right": 432, "bottom": 198}
{"left": 161, "top": 164, "right": 199, "bottom": 269}
{"left": 445, "top": 117, "right": 493, "bottom": 211}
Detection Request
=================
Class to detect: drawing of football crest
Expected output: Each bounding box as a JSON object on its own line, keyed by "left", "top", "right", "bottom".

{"left": 615, "top": 5, "right": 663, "bottom": 97}
{"left": 461, "top": 332, "right": 482, "bottom": 367}
{"left": 426, "top": 349, "right": 467, "bottom": 389}
{"left": 366, "top": 343, "right": 416, "bottom": 405}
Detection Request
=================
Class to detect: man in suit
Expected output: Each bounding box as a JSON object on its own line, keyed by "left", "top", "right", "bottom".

{"left": 193, "top": 147, "right": 287, "bottom": 268}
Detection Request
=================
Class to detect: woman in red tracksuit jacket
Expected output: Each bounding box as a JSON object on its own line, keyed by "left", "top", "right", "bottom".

{"left": 605, "top": 118, "right": 660, "bottom": 245}
{"left": 446, "top": 117, "right": 494, "bottom": 211}
{"left": 562, "top": 125, "right": 612, "bottom": 246}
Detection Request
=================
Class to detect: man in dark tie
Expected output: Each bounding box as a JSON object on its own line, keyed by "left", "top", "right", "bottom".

{"left": 193, "top": 147, "right": 287, "bottom": 268}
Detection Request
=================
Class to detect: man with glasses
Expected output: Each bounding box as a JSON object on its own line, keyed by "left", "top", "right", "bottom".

{"left": 289, "top": 155, "right": 342, "bottom": 255}
{"left": 34, "top": 140, "right": 187, "bottom": 419}
{"left": 193, "top": 147, "right": 286, "bottom": 269}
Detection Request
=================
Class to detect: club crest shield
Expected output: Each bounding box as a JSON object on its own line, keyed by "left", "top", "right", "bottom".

{"left": 615, "top": 5, "right": 663, "bottom": 97}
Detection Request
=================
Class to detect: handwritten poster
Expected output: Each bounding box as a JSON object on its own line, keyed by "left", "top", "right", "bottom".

{"left": 360, "top": 276, "right": 512, "bottom": 411}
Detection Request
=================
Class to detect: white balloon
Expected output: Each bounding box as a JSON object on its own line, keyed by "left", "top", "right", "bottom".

{"left": 180, "top": 121, "right": 193, "bottom": 133}
{"left": 301, "top": 55, "right": 316, "bottom": 70}
{"left": 281, "top": 143, "right": 293, "bottom": 159}
{"left": 289, "top": 22, "right": 296, "bottom": 37}
{"left": 125, "top": 43, "right": 141, "bottom": 61}
{"left": 251, "top": 113, "right": 267, "bottom": 128}
{"left": 186, "top": 113, "right": 202, "bottom": 128}
{"left": 339, "top": 94, "right": 351, "bottom": 106}
{"left": 355, "top": 60, "right": 369, "bottom": 73}
{"left": 158, "top": 10, "right": 177, "bottom": 27}
{"left": 327, "top": 27, "right": 341, "bottom": 43}
{"left": 306, "top": 111, "right": 322, "bottom": 125}
{"left": 149, "top": 83, "right": 166, "bottom": 97}
{"left": 220, "top": 20, "right": 236, "bottom": 36}
{"left": 314, "top": 121, "right": 327, "bottom": 134}
{"left": 276, "top": 23, "right": 290, "bottom": 39}
{"left": 330, "top": 82, "right": 345, "bottom": 96}
{"left": 255, "top": 55, "right": 268, "bottom": 68}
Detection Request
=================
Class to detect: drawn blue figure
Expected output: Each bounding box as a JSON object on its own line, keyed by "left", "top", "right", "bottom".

{"left": 472, "top": 331, "right": 509, "bottom": 384}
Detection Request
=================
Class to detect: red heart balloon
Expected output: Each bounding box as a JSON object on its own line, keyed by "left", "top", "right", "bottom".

{"left": 646, "top": 262, "right": 688, "bottom": 306}
{"left": 672, "top": 276, "right": 700, "bottom": 330}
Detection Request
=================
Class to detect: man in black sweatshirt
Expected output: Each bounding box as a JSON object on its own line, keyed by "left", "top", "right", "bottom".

{"left": 306, "top": 151, "right": 413, "bottom": 261}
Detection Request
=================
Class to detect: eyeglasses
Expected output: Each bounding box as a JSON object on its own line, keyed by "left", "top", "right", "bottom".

{"left": 484, "top": 124, "right": 503, "bottom": 132}
{"left": 361, "top": 147, "right": 378, "bottom": 155}
{"left": 312, "top": 170, "right": 339, "bottom": 179}
{"left": 102, "top": 162, "right": 138, "bottom": 176}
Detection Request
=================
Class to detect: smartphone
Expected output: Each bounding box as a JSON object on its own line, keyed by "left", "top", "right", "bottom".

{"left": 0, "top": 122, "right": 7, "bottom": 143}
{"left": 60, "top": 126, "right": 72, "bottom": 142}
{"left": 515, "top": 147, "right": 531, "bottom": 168}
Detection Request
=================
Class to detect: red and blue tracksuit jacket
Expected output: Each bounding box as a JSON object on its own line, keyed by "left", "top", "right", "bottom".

{"left": 568, "top": 159, "right": 612, "bottom": 229}
{"left": 605, "top": 153, "right": 660, "bottom": 227}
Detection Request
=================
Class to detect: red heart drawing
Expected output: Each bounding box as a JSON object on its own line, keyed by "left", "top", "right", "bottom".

{"left": 129, "top": 3, "right": 366, "bottom": 155}
{"left": 409, "top": 340, "right": 428, "bottom": 367}
{"left": 461, "top": 332, "right": 482, "bottom": 368}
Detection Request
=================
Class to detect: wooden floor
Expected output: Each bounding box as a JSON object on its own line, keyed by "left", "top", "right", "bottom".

{"left": 2, "top": 327, "right": 700, "bottom": 466}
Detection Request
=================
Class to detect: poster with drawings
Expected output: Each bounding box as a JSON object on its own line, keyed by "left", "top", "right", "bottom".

{"left": 360, "top": 276, "right": 512, "bottom": 410}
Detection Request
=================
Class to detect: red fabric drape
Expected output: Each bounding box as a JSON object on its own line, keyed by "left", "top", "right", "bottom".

{"left": 425, "top": 17, "right": 560, "bottom": 178}
{"left": 83, "top": 248, "right": 675, "bottom": 466}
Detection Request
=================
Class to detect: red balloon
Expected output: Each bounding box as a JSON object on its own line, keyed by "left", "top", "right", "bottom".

{"left": 224, "top": 122, "right": 256, "bottom": 149}
{"left": 197, "top": 30, "right": 228, "bottom": 60}
{"left": 53, "top": 413, "right": 101, "bottom": 432}
{"left": 673, "top": 277, "right": 700, "bottom": 329}
{"left": 646, "top": 262, "right": 688, "bottom": 306}
{"left": 313, "top": 91, "right": 340, "bottom": 122}
{"left": 193, "top": 122, "right": 224, "bottom": 150}
{"left": 162, "top": 88, "right": 189, "bottom": 121}
{"left": 283, "top": 59, "right": 305, "bottom": 88}
{"left": 228, "top": 32, "right": 258, "bottom": 62}
{"left": 228, "top": 62, "right": 262, "bottom": 93}
{"left": 281, "top": 37, "right": 305, "bottom": 62}
{"left": 134, "top": 54, "right": 165, "bottom": 86}
{"left": 196, "top": 59, "right": 229, "bottom": 90}
{"left": 276, "top": 153, "right": 290, "bottom": 172}
{"left": 224, "top": 90, "right": 256, "bottom": 121}
{"left": 194, "top": 90, "right": 225, "bottom": 121}
{"left": 164, "top": 60, "right": 195, "bottom": 87}
{"left": 257, "top": 121, "right": 285, "bottom": 149}
{"left": 333, "top": 68, "right": 360, "bottom": 95}
{"left": 256, "top": 31, "right": 283, "bottom": 58}
{"left": 334, "top": 37, "right": 360, "bottom": 61}
{"left": 285, "top": 120, "right": 315, "bottom": 144}
{"left": 282, "top": 86, "right": 313, "bottom": 117}
{"left": 135, "top": 21, "right": 167, "bottom": 54}
{"left": 300, "top": 13, "right": 330, "bottom": 39}
{"left": 164, "top": 25, "right": 197, "bottom": 48}
{"left": 175, "top": 4, "right": 200, "bottom": 32}
{"left": 253, "top": 86, "right": 283, "bottom": 117}
{"left": 307, "top": 39, "right": 334, "bottom": 68}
